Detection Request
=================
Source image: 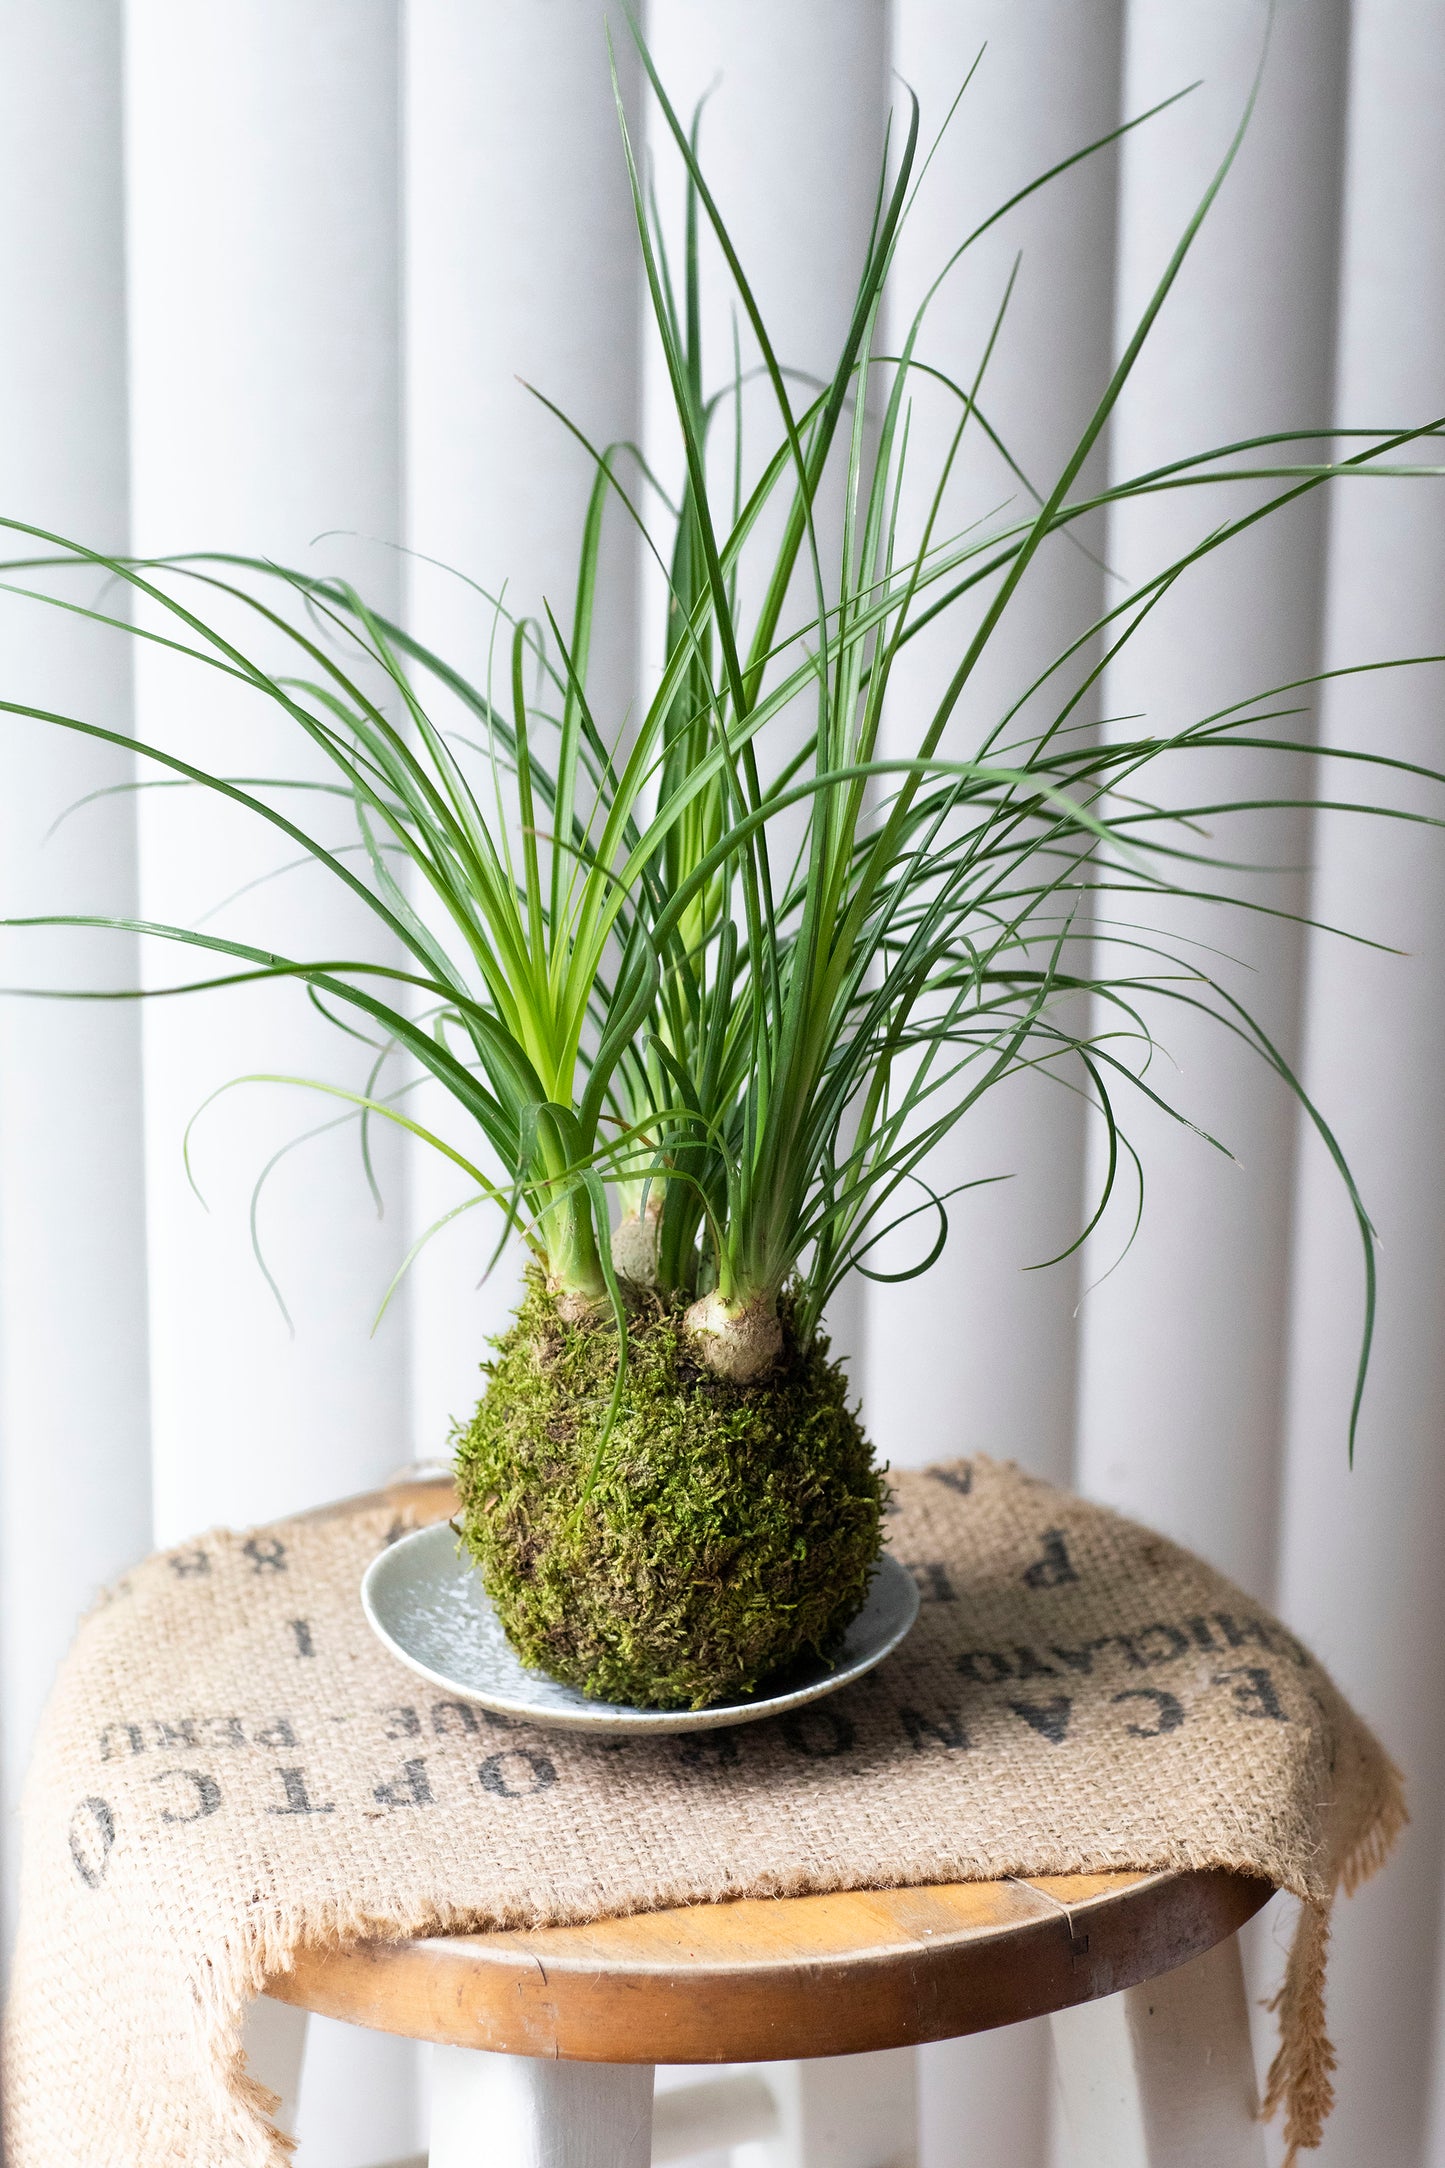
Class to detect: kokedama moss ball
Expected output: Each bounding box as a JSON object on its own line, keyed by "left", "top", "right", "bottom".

{"left": 453, "top": 1279, "right": 885, "bottom": 1709}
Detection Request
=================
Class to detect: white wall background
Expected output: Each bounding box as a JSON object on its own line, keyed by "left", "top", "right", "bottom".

{"left": 3, "top": 4, "right": 1445, "bottom": 2165}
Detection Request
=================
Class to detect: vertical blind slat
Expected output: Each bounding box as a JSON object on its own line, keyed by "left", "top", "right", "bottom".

{"left": 878, "top": 10, "right": 1125, "bottom": 2161}
{"left": 122, "top": 6, "right": 415, "bottom": 2155}
{"left": 401, "top": 0, "right": 644, "bottom": 1460}
{"left": 1277, "top": 4, "right": 1445, "bottom": 2158}
{"left": 871, "top": 0, "right": 1123, "bottom": 1493}
{"left": 1075, "top": 0, "right": 1350, "bottom": 1600}
{"left": 0, "top": 0, "right": 149, "bottom": 1964}
{"left": 643, "top": 0, "right": 891, "bottom": 1378}
{"left": 123, "top": 0, "right": 409, "bottom": 1546}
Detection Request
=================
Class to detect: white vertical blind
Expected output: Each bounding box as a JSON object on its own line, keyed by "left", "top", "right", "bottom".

{"left": 643, "top": 0, "right": 891, "bottom": 1378}
{"left": 123, "top": 0, "right": 409, "bottom": 1551}
{"left": 122, "top": 7, "right": 419, "bottom": 2159}
{"left": 3, "top": 6, "right": 1445, "bottom": 2165}
{"left": 871, "top": 0, "right": 1122, "bottom": 1507}
{"left": 0, "top": 0, "right": 150, "bottom": 1968}
{"left": 1072, "top": 10, "right": 1354, "bottom": 2155}
{"left": 402, "top": 0, "right": 643, "bottom": 1456}
{"left": 1075, "top": 0, "right": 1348, "bottom": 1601}
{"left": 1277, "top": 6, "right": 1445, "bottom": 2161}
{"left": 874, "top": 9, "right": 1124, "bottom": 2163}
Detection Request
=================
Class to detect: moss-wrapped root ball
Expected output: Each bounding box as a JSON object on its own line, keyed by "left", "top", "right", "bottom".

{"left": 453, "top": 1282, "right": 885, "bottom": 1710}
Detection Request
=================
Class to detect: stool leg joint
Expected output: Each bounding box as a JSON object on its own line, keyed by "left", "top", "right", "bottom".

{"left": 1051, "top": 1933, "right": 1266, "bottom": 2168}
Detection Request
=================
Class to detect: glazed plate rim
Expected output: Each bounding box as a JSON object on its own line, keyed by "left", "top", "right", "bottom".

{"left": 361, "top": 1521, "right": 920, "bottom": 1736}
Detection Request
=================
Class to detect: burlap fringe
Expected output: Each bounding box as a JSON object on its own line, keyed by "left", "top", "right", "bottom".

{"left": 234, "top": 2075, "right": 296, "bottom": 2164}
{"left": 1263, "top": 1751, "right": 1408, "bottom": 2163}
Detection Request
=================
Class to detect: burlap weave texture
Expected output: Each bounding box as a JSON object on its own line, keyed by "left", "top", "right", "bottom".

{"left": 3, "top": 1457, "right": 1402, "bottom": 2167}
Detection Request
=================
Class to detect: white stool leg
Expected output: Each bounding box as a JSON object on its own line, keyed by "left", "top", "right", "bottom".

{"left": 1050, "top": 1933, "right": 1267, "bottom": 2167}
{"left": 734, "top": 2048, "right": 919, "bottom": 2168}
{"left": 429, "top": 2047, "right": 654, "bottom": 2168}
{"left": 242, "top": 1997, "right": 309, "bottom": 2139}
{"left": 653, "top": 2073, "right": 780, "bottom": 2161}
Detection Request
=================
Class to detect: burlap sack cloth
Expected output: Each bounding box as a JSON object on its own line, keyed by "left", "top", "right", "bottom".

{"left": 3, "top": 1456, "right": 1402, "bottom": 2167}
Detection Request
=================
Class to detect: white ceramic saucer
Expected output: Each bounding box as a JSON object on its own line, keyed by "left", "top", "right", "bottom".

{"left": 361, "top": 1522, "right": 920, "bottom": 1737}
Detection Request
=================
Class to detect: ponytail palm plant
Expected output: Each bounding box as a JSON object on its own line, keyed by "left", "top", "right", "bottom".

{"left": 6, "top": 44, "right": 1444, "bottom": 1706}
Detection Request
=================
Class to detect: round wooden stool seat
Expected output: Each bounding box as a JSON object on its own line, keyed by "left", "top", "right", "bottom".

{"left": 268, "top": 1866, "right": 1270, "bottom": 2065}
{"left": 248, "top": 1481, "right": 1277, "bottom": 2163}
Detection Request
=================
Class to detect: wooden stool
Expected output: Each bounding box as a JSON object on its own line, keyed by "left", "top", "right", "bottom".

{"left": 248, "top": 1862, "right": 1272, "bottom": 2166}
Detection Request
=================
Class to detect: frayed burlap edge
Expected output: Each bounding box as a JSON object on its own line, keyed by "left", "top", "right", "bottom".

{"left": 110, "top": 1588, "right": 1423, "bottom": 2165}
{"left": 1262, "top": 1749, "right": 1407, "bottom": 2162}
{"left": 208, "top": 1766, "right": 1409, "bottom": 2168}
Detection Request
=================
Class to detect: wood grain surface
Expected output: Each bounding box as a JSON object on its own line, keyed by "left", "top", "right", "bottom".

{"left": 268, "top": 1867, "right": 1270, "bottom": 2062}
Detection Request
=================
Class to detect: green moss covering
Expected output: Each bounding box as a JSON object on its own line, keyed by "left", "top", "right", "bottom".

{"left": 453, "top": 1279, "right": 885, "bottom": 1709}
